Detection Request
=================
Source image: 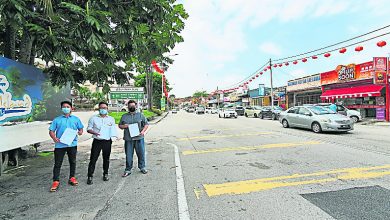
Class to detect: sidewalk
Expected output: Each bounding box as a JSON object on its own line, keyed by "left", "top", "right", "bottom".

{"left": 359, "top": 119, "right": 390, "bottom": 126}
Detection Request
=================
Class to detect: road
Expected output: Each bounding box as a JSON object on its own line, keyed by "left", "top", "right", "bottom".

{"left": 1, "top": 111, "right": 390, "bottom": 219}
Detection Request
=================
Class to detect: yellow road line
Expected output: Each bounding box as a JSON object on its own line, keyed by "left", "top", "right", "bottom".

{"left": 177, "top": 132, "right": 273, "bottom": 141}
{"left": 203, "top": 164, "right": 390, "bottom": 197}
{"left": 182, "top": 141, "right": 321, "bottom": 155}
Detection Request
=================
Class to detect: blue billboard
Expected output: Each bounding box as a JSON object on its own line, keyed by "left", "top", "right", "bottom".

{"left": 0, "top": 57, "right": 70, "bottom": 124}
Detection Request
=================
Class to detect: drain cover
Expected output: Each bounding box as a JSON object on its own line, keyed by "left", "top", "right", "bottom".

{"left": 301, "top": 186, "right": 390, "bottom": 220}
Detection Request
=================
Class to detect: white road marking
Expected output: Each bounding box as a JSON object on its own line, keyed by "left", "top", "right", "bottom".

{"left": 168, "top": 143, "right": 191, "bottom": 220}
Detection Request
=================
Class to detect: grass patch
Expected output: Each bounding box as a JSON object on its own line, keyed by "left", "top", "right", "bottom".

{"left": 109, "top": 110, "right": 156, "bottom": 124}
{"left": 38, "top": 152, "right": 54, "bottom": 157}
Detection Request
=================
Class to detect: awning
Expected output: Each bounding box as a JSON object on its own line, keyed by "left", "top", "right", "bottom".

{"left": 321, "top": 85, "right": 384, "bottom": 100}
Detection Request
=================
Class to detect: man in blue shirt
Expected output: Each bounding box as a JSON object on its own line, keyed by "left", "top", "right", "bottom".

{"left": 329, "top": 103, "right": 337, "bottom": 113}
{"left": 49, "top": 101, "right": 84, "bottom": 192}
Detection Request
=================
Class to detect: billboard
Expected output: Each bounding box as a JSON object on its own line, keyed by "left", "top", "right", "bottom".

{"left": 321, "top": 62, "right": 373, "bottom": 85}
{"left": 0, "top": 57, "right": 70, "bottom": 124}
{"left": 287, "top": 74, "right": 320, "bottom": 92}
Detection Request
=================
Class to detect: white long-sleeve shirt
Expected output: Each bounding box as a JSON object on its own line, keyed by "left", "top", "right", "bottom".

{"left": 87, "top": 115, "right": 117, "bottom": 140}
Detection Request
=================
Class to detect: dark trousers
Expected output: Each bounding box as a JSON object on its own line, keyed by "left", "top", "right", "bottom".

{"left": 53, "top": 147, "right": 77, "bottom": 181}
{"left": 88, "top": 139, "right": 112, "bottom": 177}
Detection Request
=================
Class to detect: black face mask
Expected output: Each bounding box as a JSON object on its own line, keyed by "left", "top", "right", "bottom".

{"left": 129, "top": 106, "right": 136, "bottom": 112}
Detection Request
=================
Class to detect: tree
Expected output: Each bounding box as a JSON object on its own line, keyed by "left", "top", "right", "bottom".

{"left": 193, "top": 91, "right": 209, "bottom": 98}
{"left": 0, "top": 1, "right": 188, "bottom": 88}
{"left": 77, "top": 86, "right": 90, "bottom": 103}
{"left": 92, "top": 91, "right": 104, "bottom": 103}
{"left": 134, "top": 72, "right": 171, "bottom": 109}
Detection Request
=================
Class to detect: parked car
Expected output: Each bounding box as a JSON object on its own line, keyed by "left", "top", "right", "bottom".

{"left": 172, "top": 108, "right": 178, "bottom": 114}
{"left": 219, "top": 108, "right": 238, "bottom": 118}
{"left": 210, "top": 108, "right": 218, "bottom": 114}
{"left": 187, "top": 106, "right": 195, "bottom": 113}
{"left": 245, "top": 106, "right": 262, "bottom": 118}
{"left": 259, "top": 106, "right": 284, "bottom": 120}
{"left": 314, "top": 103, "right": 362, "bottom": 123}
{"left": 235, "top": 106, "right": 245, "bottom": 116}
{"left": 195, "top": 106, "right": 205, "bottom": 114}
{"left": 279, "top": 105, "right": 354, "bottom": 133}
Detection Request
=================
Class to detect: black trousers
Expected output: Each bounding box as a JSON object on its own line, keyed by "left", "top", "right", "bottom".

{"left": 53, "top": 147, "right": 77, "bottom": 181}
{"left": 87, "top": 139, "right": 112, "bottom": 177}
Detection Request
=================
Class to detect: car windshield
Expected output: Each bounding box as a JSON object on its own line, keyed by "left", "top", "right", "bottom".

{"left": 307, "top": 106, "right": 335, "bottom": 115}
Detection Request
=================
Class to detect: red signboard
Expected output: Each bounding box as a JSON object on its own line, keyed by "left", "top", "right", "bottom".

{"left": 320, "top": 62, "right": 373, "bottom": 85}
{"left": 373, "top": 57, "right": 387, "bottom": 71}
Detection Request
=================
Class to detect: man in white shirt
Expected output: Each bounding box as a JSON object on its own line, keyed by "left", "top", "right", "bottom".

{"left": 86, "top": 101, "right": 117, "bottom": 185}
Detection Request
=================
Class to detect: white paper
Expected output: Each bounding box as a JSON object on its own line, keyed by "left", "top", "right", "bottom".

{"left": 128, "top": 123, "right": 140, "bottom": 137}
{"left": 98, "top": 126, "right": 111, "bottom": 140}
{"left": 60, "top": 128, "right": 78, "bottom": 146}
{"left": 110, "top": 126, "right": 118, "bottom": 138}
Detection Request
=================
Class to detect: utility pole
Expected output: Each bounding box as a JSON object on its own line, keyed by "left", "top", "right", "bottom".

{"left": 269, "top": 58, "right": 274, "bottom": 109}
{"left": 217, "top": 86, "right": 219, "bottom": 108}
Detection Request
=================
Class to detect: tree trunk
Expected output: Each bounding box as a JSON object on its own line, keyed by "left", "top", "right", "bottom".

{"left": 29, "top": 42, "right": 36, "bottom": 65}
{"left": 4, "top": 25, "right": 16, "bottom": 60}
{"left": 19, "top": 30, "right": 35, "bottom": 64}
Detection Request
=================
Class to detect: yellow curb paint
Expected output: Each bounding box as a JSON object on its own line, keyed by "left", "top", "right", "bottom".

{"left": 182, "top": 141, "right": 321, "bottom": 155}
{"left": 177, "top": 132, "right": 273, "bottom": 141}
{"left": 203, "top": 165, "right": 390, "bottom": 197}
{"left": 194, "top": 188, "right": 202, "bottom": 200}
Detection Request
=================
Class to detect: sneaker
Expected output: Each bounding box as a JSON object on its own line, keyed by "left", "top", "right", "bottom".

{"left": 140, "top": 169, "right": 148, "bottom": 174}
{"left": 103, "top": 174, "right": 109, "bottom": 181}
{"left": 122, "top": 171, "right": 131, "bottom": 177}
{"left": 87, "top": 177, "right": 93, "bottom": 185}
{"left": 68, "top": 177, "right": 79, "bottom": 186}
{"left": 50, "top": 181, "right": 60, "bottom": 192}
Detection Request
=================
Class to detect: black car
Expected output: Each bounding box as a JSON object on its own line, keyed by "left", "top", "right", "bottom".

{"left": 235, "top": 106, "right": 245, "bottom": 116}
{"left": 259, "top": 107, "right": 273, "bottom": 119}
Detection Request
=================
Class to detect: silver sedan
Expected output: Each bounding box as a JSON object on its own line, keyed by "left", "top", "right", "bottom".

{"left": 279, "top": 106, "right": 354, "bottom": 133}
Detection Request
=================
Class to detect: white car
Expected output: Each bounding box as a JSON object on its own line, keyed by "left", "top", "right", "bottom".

{"left": 210, "top": 108, "right": 218, "bottom": 114}
{"left": 244, "top": 106, "right": 262, "bottom": 118}
{"left": 314, "top": 103, "right": 362, "bottom": 123}
{"left": 219, "top": 108, "right": 238, "bottom": 118}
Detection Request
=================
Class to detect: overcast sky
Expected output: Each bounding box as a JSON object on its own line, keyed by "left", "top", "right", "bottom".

{"left": 166, "top": 0, "right": 390, "bottom": 97}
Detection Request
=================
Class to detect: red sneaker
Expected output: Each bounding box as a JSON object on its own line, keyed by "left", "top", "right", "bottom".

{"left": 68, "top": 177, "right": 78, "bottom": 186}
{"left": 50, "top": 181, "right": 60, "bottom": 192}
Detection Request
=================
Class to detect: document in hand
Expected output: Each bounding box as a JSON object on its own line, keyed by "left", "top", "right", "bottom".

{"left": 128, "top": 123, "right": 140, "bottom": 137}
{"left": 60, "top": 128, "right": 78, "bottom": 146}
{"left": 99, "top": 125, "right": 118, "bottom": 139}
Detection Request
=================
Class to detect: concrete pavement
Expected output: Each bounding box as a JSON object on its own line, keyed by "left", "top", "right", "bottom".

{"left": 1, "top": 110, "right": 390, "bottom": 219}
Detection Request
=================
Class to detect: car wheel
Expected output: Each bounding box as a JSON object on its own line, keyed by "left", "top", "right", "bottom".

{"left": 245, "top": 113, "right": 248, "bottom": 117}
{"left": 351, "top": 116, "right": 359, "bottom": 123}
{"left": 260, "top": 114, "right": 264, "bottom": 119}
{"left": 312, "top": 122, "right": 322, "bottom": 133}
{"left": 254, "top": 113, "right": 257, "bottom": 118}
{"left": 282, "top": 119, "right": 289, "bottom": 128}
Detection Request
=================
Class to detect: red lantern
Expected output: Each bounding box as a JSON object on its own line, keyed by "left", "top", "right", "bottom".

{"left": 355, "top": 46, "right": 363, "bottom": 52}
{"left": 278, "top": 64, "right": 283, "bottom": 67}
{"left": 256, "top": 74, "right": 259, "bottom": 77}
{"left": 312, "top": 56, "right": 318, "bottom": 59}
{"left": 302, "top": 58, "right": 308, "bottom": 62}
{"left": 293, "top": 61, "right": 298, "bottom": 64}
{"left": 377, "top": 41, "right": 387, "bottom": 47}
{"left": 267, "top": 66, "right": 271, "bottom": 69}
{"left": 273, "top": 64, "right": 277, "bottom": 68}
{"left": 260, "top": 72, "right": 263, "bottom": 75}
{"left": 252, "top": 76, "right": 255, "bottom": 79}
{"left": 339, "top": 48, "right": 347, "bottom": 53}
{"left": 285, "top": 62, "right": 289, "bottom": 66}
{"left": 324, "top": 53, "right": 331, "bottom": 58}
{"left": 249, "top": 79, "right": 252, "bottom": 82}
{"left": 263, "top": 68, "right": 268, "bottom": 72}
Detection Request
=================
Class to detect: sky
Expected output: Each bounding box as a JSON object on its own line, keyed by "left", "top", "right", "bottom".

{"left": 166, "top": 0, "right": 390, "bottom": 97}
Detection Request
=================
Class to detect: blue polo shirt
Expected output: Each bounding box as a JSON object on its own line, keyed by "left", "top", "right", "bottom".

{"left": 49, "top": 115, "right": 84, "bottom": 148}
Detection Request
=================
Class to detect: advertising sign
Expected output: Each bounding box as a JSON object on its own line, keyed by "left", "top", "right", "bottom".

{"left": 373, "top": 57, "right": 387, "bottom": 71}
{"left": 376, "top": 108, "right": 385, "bottom": 120}
{"left": 287, "top": 74, "right": 321, "bottom": 92}
{"left": 259, "top": 84, "right": 265, "bottom": 96}
{"left": 160, "top": 97, "right": 166, "bottom": 111}
{"left": 0, "top": 57, "right": 70, "bottom": 124}
{"left": 321, "top": 62, "right": 373, "bottom": 85}
{"left": 110, "top": 92, "right": 144, "bottom": 100}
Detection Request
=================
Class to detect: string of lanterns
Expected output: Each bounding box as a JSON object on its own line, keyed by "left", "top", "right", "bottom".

{"left": 213, "top": 37, "right": 389, "bottom": 95}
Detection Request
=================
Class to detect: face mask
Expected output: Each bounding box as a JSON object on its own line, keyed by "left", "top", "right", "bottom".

{"left": 62, "top": 107, "right": 71, "bottom": 114}
{"left": 129, "top": 106, "right": 136, "bottom": 112}
{"left": 99, "top": 109, "right": 108, "bottom": 115}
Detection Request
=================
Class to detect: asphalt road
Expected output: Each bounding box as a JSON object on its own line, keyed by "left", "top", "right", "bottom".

{"left": 1, "top": 111, "right": 390, "bottom": 220}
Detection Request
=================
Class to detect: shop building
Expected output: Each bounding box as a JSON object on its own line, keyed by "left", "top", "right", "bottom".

{"left": 286, "top": 74, "right": 322, "bottom": 107}
{"left": 320, "top": 61, "right": 388, "bottom": 119}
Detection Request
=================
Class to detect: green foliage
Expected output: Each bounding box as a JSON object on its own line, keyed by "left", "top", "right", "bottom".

{"left": 193, "top": 90, "right": 209, "bottom": 98}
{"left": 151, "top": 108, "right": 163, "bottom": 116}
{"left": 135, "top": 72, "right": 171, "bottom": 108}
{"left": 109, "top": 110, "right": 156, "bottom": 124}
{"left": 0, "top": 0, "right": 188, "bottom": 87}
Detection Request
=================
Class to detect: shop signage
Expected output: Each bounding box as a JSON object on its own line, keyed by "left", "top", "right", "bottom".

{"left": 376, "top": 108, "right": 385, "bottom": 120}
{"left": 337, "top": 64, "right": 355, "bottom": 81}
{"left": 287, "top": 74, "right": 320, "bottom": 92}
{"left": 373, "top": 57, "right": 387, "bottom": 71}
{"left": 376, "top": 97, "right": 385, "bottom": 105}
{"left": 346, "top": 105, "right": 385, "bottom": 109}
{"left": 321, "top": 62, "right": 373, "bottom": 85}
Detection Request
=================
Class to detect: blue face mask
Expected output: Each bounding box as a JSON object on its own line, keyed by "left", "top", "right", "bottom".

{"left": 99, "top": 109, "right": 108, "bottom": 115}
{"left": 62, "top": 107, "right": 71, "bottom": 114}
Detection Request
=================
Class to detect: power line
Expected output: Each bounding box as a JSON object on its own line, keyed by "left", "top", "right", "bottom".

{"left": 273, "top": 24, "right": 390, "bottom": 62}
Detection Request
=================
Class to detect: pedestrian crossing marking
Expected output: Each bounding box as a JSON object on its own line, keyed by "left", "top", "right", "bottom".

{"left": 182, "top": 141, "right": 321, "bottom": 155}
{"left": 203, "top": 164, "right": 390, "bottom": 197}
{"left": 177, "top": 132, "right": 273, "bottom": 141}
